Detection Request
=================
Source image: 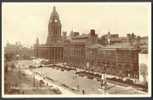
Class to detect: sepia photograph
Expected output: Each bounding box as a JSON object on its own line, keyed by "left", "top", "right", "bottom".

{"left": 1, "top": 2, "right": 151, "bottom": 98}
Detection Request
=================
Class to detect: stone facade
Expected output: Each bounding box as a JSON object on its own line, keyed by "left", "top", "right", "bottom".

{"left": 96, "top": 48, "right": 139, "bottom": 79}
{"left": 64, "top": 41, "right": 86, "bottom": 68}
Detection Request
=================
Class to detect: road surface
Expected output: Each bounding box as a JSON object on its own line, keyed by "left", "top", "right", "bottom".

{"left": 14, "top": 60, "right": 147, "bottom": 95}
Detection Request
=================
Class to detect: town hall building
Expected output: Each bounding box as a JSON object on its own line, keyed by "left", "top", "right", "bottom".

{"left": 34, "top": 6, "right": 139, "bottom": 79}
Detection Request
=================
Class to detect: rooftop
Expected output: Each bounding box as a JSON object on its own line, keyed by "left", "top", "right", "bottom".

{"left": 72, "top": 34, "right": 89, "bottom": 39}
{"left": 104, "top": 43, "right": 136, "bottom": 49}
{"left": 86, "top": 43, "right": 104, "bottom": 49}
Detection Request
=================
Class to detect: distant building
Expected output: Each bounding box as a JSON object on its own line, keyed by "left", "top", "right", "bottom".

{"left": 5, "top": 42, "right": 34, "bottom": 60}
{"left": 70, "top": 31, "right": 80, "bottom": 39}
{"left": 71, "top": 33, "right": 88, "bottom": 41}
{"left": 100, "top": 32, "right": 122, "bottom": 45}
{"left": 70, "top": 29, "right": 98, "bottom": 45}
{"left": 140, "top": 36, "right": 148, "bottom": 45}
{"left": 62, "top": 32, "right": 67, "bottom": 40}
{"left": 139, "top": 36, "right": 148, "bottom": 54}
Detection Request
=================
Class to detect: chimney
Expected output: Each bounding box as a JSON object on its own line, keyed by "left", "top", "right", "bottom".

{"left": 36, "top": 37, "right": 39, "bottom": 45}
{"left": 90, "top": 29, "right": 95, "bottom": 36}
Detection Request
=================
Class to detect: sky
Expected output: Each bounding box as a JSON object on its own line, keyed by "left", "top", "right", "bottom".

{"left": 2, "top": 3, "right": 151, "bottom": 47}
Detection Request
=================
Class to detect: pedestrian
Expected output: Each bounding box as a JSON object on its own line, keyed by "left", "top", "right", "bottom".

{"left": 77, "top": 84, "right": 79, "bottom": 90}
{"left": 101, "top": 83, "right": 103, "bottom": 88}
{"left": 82, "top": 89, "right": 85, "bottom": 95}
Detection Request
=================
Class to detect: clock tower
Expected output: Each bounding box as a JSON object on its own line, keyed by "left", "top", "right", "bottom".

{"left": 46, "top": 6, "right": 62, "bottom": 44}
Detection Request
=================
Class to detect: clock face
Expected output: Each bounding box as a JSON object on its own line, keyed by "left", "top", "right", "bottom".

{"left": 54, "top": 19, "right": 58, "bottom": 23}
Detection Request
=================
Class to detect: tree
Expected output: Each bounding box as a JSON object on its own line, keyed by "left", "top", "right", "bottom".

{"left": 5, "top": 53, "right": 15, "bottom": 61}
{"left": 98, "top": 35, "right": 108, "bottom": 46}
{"left": 127, "top": 33, "right": 136, "bottom": 46}
{"left": 140, "top": 63, "right": 148, "bottom": 83}
{"left": 131, "top": 33, "right": 136, "bottom": 39}
{"left": 136, "top": 36, "right": 141, "bottom": 50}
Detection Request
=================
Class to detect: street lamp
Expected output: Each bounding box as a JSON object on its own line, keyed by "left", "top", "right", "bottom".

{"left": 100, "top": 62, "right": 107, "bottom": 94}
{"left": 104, "top": 62, "right": 107, "bottom": 94}
{"left": 73, "top": 69, "right": 79, "bottom": 91}
{"left": 76, "top": 73, "right": 79, "bottom": 90}
{"left": 33, "top": 73, "right": 36, "bottom": 91}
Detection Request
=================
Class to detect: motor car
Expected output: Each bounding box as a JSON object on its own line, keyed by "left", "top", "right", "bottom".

{"left": 40, "top": 60, "right": 49, "bottom": 65}
{"left": 7, "top": 88, "right": 20, "bottom": 94}
{"left": 22, "top": 73, "right": 26, "bottom": 76}
{"left": 39, "top": 79, "right": 45, "bottom": 86}
{"left": 29, "top": 65, "right": 35, "bottom": 69}
{"left": 125, "top": 79, "right": 134, "bottom": 85}
{"left": 87, "top": 75, "right": 94, "bottom": 79}
{"left": 48, "top": 85, "right": 53, "bottom": 88}
{"left": 97, "top": 78, "right": 101, "bottom": 81}
{"left": 39, "top": 65, "right": 43, "bottom": 68}
{"left": 79, "top": 74, "right": 85, "bottom": 77}
{"left": 50, "top": 87, "right": 62, "bottom": 94}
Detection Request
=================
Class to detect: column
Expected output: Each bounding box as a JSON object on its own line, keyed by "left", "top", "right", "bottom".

{"left": 52, "top": 47, "right": 54, "bottom": 63}
{"left": 50, "top": 47, "right": 52, "bottom": 63}
{"left": 58, "top": 47, "right": 60, "bottom": 62}
{"left": 56, "top": 47, "right": 58, "bottom": 62}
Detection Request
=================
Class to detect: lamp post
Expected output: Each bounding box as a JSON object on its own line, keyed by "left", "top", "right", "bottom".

{"left": 104, "top": 62, "right": 107, "bottom": 94}
{"left": 76, "top": 71, "right": 79, "bottom": 90}
{"left": 16, "top": 54, "right": 22, "bottom": 94}
{"left": 33, "top": 73, "right": 36, "bottom": 91}
{"left": 100, "top": 62, "right": 107, "bottom": 94}
{"left": 73, "top": 69, "right": 79, "bottom": 91}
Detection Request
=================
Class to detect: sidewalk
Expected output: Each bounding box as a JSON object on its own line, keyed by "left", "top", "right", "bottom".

{"left": 22, "top": 69, "right": 77, "bottom": 95}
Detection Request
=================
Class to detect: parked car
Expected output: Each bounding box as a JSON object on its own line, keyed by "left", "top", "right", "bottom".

{"left": 39, "top": 80, "right": 45, "bottom": 86}
{"left": 125, "top": 79, "right": 134, "bottom": 85}
{"left": 39, "top": 65, "right": 43, "bottom": 68}
{"left": 29, "top": 65, "right": 35, "bottom": 69}
{"left": 40, "top": 60, "right": 49, "bottom": 65}
{"left": 7, "top": 88, "right": 20, "bottom": 94}
{"left": 87, "top": 75, "right": 94, "bottom": 79}
{"left": 50, "top": 87, "right": 62, "bottom": 94}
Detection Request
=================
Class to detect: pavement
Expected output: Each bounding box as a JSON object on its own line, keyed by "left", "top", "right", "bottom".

{"left": 22, "top": 68, "right": 76, "bottom": 95}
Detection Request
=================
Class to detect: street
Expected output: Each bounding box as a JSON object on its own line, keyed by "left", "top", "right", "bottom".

{"left": 12, "top": 60, "right": 147, "bottom": 95}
